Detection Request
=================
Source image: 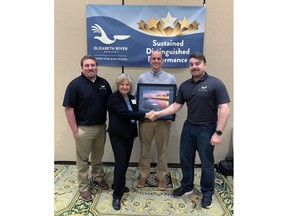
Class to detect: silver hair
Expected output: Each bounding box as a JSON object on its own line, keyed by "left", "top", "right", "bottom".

{"left": 113, "top": 73, "right": 135, "bottom": 94}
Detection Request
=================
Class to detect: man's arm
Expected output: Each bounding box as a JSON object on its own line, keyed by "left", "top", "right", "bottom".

{"left": 154, "top": 102, "right": 183, "bottom": 119}
{"left": 216, "top": 103, "right": 230, "bottom": 132}
{"left": 64, "top": 107, "right": 78, "bottom": 139}
{"left": 210, "top": 103, "right": 230, "bottom": 145}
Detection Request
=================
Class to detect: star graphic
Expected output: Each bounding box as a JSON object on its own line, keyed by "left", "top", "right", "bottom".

{"left": 137, "top": 20, "right": 147, "bottom": 29}
{"left": 147, "top": 17, "right": 159, "bottom": 29}
{"left": 179, "top": 17, "right": 190, "bottom": 29}
{"left": 161, "top": 12, "right": 177, "bottom": 29}
{"left": 190, "top": 20, "right": 200, "bottom": 30}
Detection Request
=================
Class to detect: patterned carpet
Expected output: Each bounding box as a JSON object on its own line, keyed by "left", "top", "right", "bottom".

{"left": 54, "top": 164, "right": 233, "bottom": 216}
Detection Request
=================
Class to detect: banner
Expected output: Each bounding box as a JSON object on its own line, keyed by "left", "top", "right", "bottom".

{"left": 86, "top": 5, "right": 206, "bottom": 67}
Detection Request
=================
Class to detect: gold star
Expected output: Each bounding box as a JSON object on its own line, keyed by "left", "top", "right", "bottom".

{"left": 161, "top": 12, "right": 177, "bottom": 29}
{"left": 138, "top": 20, "right": 147, "bottom": 29}
{"left": 179, "top": 17, "right": 190, "bottom": 29}
{"left": 147, "top": 17, "right": 159, "bottom": 29}
{"left": 189, "top": 20, "right": 199, "bottom": 30}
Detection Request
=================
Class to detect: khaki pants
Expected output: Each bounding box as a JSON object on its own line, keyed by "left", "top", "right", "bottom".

{"left": 75, "top": 124, "right": 106, "bottom": 191}
{"left": 138, "top": 119, "right": 171, "bottom": 181}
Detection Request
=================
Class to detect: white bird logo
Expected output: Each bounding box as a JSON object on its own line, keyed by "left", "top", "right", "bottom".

{"left": 91, "top": 24, "right": 131, "bottom": 45}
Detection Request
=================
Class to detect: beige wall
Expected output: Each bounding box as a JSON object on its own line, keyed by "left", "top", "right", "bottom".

{"left": 55, "top": 0, "right": 233, "bottom": 164}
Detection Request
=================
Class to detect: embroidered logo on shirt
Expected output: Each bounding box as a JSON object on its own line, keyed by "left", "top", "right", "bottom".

{"left": 99, "top": 85, "right": 106, "bottom": 90}
{"left": 199, "top": 86, "right": 208, "bottom": 91}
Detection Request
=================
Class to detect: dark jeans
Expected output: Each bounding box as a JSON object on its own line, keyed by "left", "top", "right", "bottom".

{"left": 109, "top": 133, "right": 134, "bottom": 199}
{"left": 179, "top": 120, "right": 216, "bottom": 197}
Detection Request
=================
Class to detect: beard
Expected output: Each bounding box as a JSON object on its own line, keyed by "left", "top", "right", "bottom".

{"left": 87, "top": 70, "right": 96, "bottom": 79}
{"left": 191, "top": 70, "right": 204, "bottom": 79}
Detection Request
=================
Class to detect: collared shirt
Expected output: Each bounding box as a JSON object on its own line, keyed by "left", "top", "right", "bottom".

{"left": 175, "top": 72, "right": 230, "bottom": 124}
{"left": 63, "top": 73, "right": 112, "bottom": 125}
{"left": 125, "top": 98, "right": 136, "bottom": 123}
{"left": 134, "top": 70, "right": 177, "bottom": 96}
{"left": 137, "top": 70, "right": 177, "bottom": 85}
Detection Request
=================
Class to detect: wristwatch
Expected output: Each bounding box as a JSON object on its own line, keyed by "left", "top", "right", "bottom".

{"left": 215, "top": 130, "right": 222, "bottom": 136}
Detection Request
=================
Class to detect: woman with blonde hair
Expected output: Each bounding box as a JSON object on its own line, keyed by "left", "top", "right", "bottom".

{"left": 107, "top": 74, "right": 154, "bottom": 210}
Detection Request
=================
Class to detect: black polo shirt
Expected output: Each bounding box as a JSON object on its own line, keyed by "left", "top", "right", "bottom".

{"left": 63, "top": 73, "right": 112, "bottom": 125}
{"left": 175, "top": 72, "right": 230, "bottom": 124}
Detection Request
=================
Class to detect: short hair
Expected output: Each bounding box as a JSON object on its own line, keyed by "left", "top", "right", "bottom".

{"left": 113, "top": 73, "right": 135, "bottom": 94}
{"left": 189, "top": 53, "right": 207, "bottom": 63}
{"left": 150, "top": 50, "right": 163, "bottom": 59}
{"left": 80, "top": 54, "right": 98, "bottom": 67}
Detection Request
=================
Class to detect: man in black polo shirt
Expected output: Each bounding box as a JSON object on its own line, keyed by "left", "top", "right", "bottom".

{"left": 153, "top": 53, "right": 230, "bottom": 209}
{"left": 63, "top": 54, "right": 112, "bottom": 202}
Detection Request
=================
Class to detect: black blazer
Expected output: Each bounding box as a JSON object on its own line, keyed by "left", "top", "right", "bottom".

{"left": 107, "top": 91, "right": 146, "bottom": 138}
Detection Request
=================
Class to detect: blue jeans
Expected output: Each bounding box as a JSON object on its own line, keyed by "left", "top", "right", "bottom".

{"left": 179, "top": 120, "right": 216, "bottom": 197}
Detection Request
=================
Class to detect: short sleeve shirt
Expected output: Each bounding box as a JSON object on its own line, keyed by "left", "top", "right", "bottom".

{"left": 63, "top": 73, "right": 112, "bottom": 125}
{"left": 176, "top": 72, "right": 230, "bottom": 124}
